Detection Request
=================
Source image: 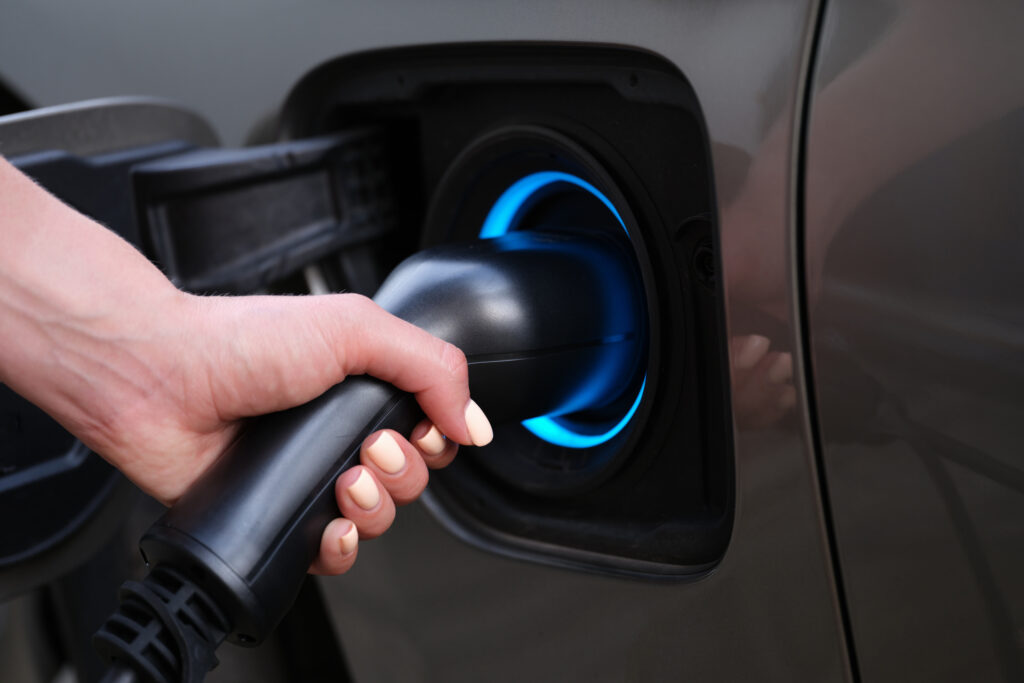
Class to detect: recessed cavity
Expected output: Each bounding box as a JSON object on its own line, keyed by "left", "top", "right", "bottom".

{"left": 480, "top": 170, "right": 646, "bottom": 449}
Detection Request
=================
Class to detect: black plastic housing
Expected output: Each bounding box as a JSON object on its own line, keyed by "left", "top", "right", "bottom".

{"left": 133, "top": 131, "right": 396, "bottom": 294}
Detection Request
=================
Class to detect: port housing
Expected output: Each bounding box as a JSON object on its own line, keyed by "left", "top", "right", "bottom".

{"left": 280, "top": 44, "right": 732, "bottom": 575}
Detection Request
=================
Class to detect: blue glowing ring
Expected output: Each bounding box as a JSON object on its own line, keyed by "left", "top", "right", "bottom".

{"left": 479, "top": 170, "right": 646, "bottom": 449}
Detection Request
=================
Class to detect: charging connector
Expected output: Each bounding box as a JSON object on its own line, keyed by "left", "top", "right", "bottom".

{"left": 95, "top": 230, "right": 645, "bottom": 682}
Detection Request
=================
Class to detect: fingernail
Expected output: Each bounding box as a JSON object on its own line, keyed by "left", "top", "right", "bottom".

{"left": 735, "top": 335, "right": 770, "bottom": 370}
{"left": 338, "top": 522, "right": 358, "bottom": 556}
{"left": 464, "top": 400, "right": 493, "bottom": 447}
{"left": 415, "top": 424, "right": 447, "bottom": 456}
{"left": 367, "top": 431, "right": 405, "bottom": 474}
{"left": 346, "top": 469, "right": 380, "bottom": 510}
{"left": 767, "top": 353, "right": 793, "bottom": 384}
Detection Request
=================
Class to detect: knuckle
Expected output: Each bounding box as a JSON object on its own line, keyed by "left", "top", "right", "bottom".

{"left": 337, "top": 293, "right": 379, "bottom": 326}
{"left": 438, "top": 342, "right": 469, "bottom": 384}
{"left": 341, "top": 292, "right": 374, "bottom": 309}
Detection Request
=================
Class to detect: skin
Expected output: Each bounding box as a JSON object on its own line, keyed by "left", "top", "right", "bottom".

{"left": 0, "top": 156, "right": 482, "bottom": 576}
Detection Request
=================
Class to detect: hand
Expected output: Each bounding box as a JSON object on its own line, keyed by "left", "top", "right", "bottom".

{"left": 0, "top": 157, "right": 492, "bottom": 575}
{"left": 98, "top": 290, "right": 491, "bottom": 577}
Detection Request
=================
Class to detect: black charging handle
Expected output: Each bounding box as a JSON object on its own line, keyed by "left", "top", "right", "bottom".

{"left": 95, "top": 230, "right": 644, "bottom": 681}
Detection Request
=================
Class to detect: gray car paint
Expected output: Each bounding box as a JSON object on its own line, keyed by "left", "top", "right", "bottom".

{"left": 806, "top": 1, "right": 1024, "bottom": 681}
{"left": 0, "top": 1, "right": 857, "bottom": 680}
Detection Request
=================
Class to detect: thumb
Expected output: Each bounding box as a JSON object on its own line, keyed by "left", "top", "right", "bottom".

{"left": 199, "top": 293, "right": 491, "bottom": 447}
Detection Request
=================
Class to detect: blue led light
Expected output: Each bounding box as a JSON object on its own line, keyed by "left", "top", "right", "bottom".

{"left": 480, "top": 171, "right": 630, "bottom": 238}
{"left": 521, "top": 377, "right": 647, "bottom": 449}
{"left": 479, "top": 170, "right": 645, "bottom": 449}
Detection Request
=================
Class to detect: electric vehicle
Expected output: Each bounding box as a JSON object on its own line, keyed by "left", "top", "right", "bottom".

{"left": 2, "top": 1, "right": 1023, "bottom": 681}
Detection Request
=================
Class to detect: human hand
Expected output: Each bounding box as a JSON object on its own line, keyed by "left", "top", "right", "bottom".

{"left": 0, "top": 156, "right": 492, "bottom": 576}
{"left": 106, "top": 291, "right": 493, "bottom": 577}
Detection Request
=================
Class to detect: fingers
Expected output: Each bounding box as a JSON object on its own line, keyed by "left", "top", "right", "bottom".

{"left": 334, "top": 466, "right": 396, "bottom": 539}
{"left": 311, "top": 422, "right": 458, "bottom": 575}
{"left": 361, "top": 430, "right": 429, "bottom": 505}
{"left": 410, "top": 419, "right": 459, "bottom": 469}
{"left": 330, "top": 295, "right": 493, "bottom": 448}
{"left": 350, "top": 423, "right": 456, "bottom": 507}
{"left": 310, "top": 518, "right": 359, "bottom": 576}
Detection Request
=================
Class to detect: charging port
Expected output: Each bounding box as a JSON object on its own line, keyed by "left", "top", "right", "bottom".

{"left": 280, "top": 44, "right": 731, "bottom": 574}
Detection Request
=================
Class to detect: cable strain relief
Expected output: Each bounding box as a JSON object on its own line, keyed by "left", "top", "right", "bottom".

{"left": 94, "top": 564, "right": 231, "bottom": 683}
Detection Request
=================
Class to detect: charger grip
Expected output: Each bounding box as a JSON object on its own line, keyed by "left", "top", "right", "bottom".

{"left": 139, "top": 230, "right": 644, "bottom": 642}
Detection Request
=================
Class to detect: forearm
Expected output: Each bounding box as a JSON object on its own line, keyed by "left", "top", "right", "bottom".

{"left": 0, "top": 156, "right": 189, "bottom": 449}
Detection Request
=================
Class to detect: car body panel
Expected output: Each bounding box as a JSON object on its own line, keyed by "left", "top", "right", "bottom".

{"left": 806, "top": 1, "right": 1024, "bottom": 681}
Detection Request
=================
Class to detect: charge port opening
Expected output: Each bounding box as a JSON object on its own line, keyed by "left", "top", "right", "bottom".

{"left": 479, "top": 170, "right": 649, "bottom": 451}
{"left": 281, "top": 43, "right": 733, "bottom": 576}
